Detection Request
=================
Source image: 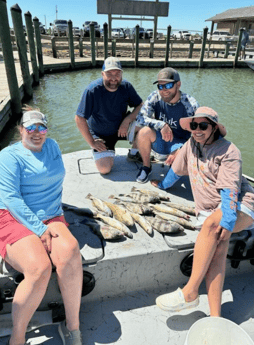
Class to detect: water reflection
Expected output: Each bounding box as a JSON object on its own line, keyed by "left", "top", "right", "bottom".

{"left": 0, "top": 68, "right": 253, "bottom": 177}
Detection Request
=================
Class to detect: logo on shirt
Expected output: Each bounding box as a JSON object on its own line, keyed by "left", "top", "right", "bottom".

{"left": 159, "top": 113, "right": 177, "bottom": 128}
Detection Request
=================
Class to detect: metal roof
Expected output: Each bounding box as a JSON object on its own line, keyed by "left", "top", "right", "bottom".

{"left": 206, "top": 6, "right": 254, "bottom": 22}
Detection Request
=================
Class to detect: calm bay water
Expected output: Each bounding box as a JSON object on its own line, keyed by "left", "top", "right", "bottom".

{"left": 1, "top": 67, "right": 253, "bottom": 177}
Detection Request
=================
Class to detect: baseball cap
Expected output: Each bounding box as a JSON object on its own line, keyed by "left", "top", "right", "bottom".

{"left": 180, "top": 106, "right": 227, "bottom": 137}
{"left": 102, "top": 57, "right": 123, "bottom": 72}
{"left": 153, "top": 67, "right": 180, "bottom": 84}
{"left": 21, "top": 110, "right": 47, "bottom": 128}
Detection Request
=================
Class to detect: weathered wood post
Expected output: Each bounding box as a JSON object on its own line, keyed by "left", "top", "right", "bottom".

{"left": 33, "top": 17, "right": 44, "bottom": 76}
{"left": 165, "top": 25, "right": 171, "bottom": 66}
{"left": 0, "top": 0, "right": 22, "bottom": 115}
{"left": 149, "top": 39, "right": 154, "bottom": 58}
{"left": 90, "top": 23, "right": 96, "bottom": 67}
{"left": 135, "top": 25, "right": 139, "bottom": 67}
{"left": 10, "top": 4, "right": 33, "bottom": 100}
{"left": 170, "top": 40, "right": 173, "bottom": 59}
{"left": 189, "top": 41, "right": 194, "bottom": 58}
{"left": 51, "top": 37, "right": 57, "bottom": 58}
{"left": 24, "top": 11, "right": 39, "bottom": 85}
{"left": 103, "top": 23, "right": 108, "bottom": 59}
{"left": 234, "top": 28, "right": 243, "bottom": 67}
{"left": 79, "top": 36, "right": 83, "bottom": 57}
{"left": 224, "top": 42, "right": 230, "bottom": 59}
{"left": 199, "top": 27, "right": 208, "bottom": 68}
{"left": 112, "top": 39, "right": 116, "bottom": 57}
{"left": 68, "top": 20, "right": 75, "bottom": 69}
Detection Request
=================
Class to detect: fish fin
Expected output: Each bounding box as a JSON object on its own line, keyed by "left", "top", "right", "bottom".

{"left": 131, "top": 186, "right": 137, "bottom": 192}
{"left": 86, "top": 193, "right": 92, "bottom": 199}
{"left": 108, "top": 195, "right": 116, "bottom": 199}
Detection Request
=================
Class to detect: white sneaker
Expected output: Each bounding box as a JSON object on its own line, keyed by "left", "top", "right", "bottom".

{"left": 156, "top": 288, "right": 199, "bottom": 312}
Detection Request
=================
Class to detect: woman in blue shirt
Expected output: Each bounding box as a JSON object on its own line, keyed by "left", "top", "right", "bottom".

{"left": 0, "top": 108, "right": 83, "bottom": 345}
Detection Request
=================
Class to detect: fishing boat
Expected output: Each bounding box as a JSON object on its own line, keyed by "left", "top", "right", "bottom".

{"left": 245, "top": 59, "right": 254, "bottom": 70}
{"left": 0, "top": 148, "right": 254, "bottom": 345}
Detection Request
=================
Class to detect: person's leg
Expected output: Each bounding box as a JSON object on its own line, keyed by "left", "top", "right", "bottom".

{"left": 136, "top": 127, "right": 157, "bottom": 168}
{"left": 205, "top": 210, "right": 253, "bottom": 316}
{"left": 181, "top": 209, "right": 223, "bottom": 303}
{"left": 5, "top": 235, "right": 52, "bottom": 345}
{"left": 95, "top": 155, "right": 114, "bottom": 174}
{"left": 49, "top": 222, "right": 83, "bottom": 332}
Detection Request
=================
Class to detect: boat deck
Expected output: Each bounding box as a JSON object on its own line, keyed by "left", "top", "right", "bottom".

{"left": 0, "top": 148, "right": 254, "bottom": 344}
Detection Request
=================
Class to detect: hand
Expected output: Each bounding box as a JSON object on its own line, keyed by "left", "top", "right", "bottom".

{"left": 215, "top": 226, "right": 232, "bottom": 243}
{"left": 40, "top": 225, "right": 59, "bottom": 253}
{"left": 161, "top": 124, "right": 173, "bottom": 142}
{"left": 91, "top": 138, "right": 107, "bottom": 152}
{"left": 151, "top": 180, "right": 160, "bottom": 188}
{"left": 164, "top": 149, "right": 180, "bottom": 166}
{"left": 118, "top": 117, "right": 130, "bottom": 137}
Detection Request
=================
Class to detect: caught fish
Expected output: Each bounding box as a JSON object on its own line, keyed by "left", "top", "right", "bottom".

{"left": 155, "top": 212, "right": 195, "bottom": 230}
{"left": 83, "top": 219, "right": 125, "bottom": 240}
{"left": 130, "top": 212, "right": 153, "bottom": 236}
{"left": 117, "top": 192, "right": 160, "bottom": 204}
{"left": 145, "top": 216, "right": 184, "bottom": 234}
{"left": 113, "top": 199, "right": 153, "bottom": 215}
{"left": 162, "top": 202, "right": 196, "bottom": 216}
{"left": 131, "top": 186, "right": 171, "bottom": 201}
{"left": 86, "top": 193, "right": 112, "bottom": 217}
{"left": 149, "top": 204, "right": 190, "bottom": 220}
{"left": 95, "top": 213, "right": 133, "bottom": 238}
{"left": 103, "top": 201, "right": 134, "bottom": 227}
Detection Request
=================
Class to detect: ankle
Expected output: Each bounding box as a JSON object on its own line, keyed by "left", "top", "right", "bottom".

{"left": 182, "top": 287, "right": 199, "bottom": 302}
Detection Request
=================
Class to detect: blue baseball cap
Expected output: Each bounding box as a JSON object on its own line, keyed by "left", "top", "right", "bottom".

{"left": 102, "top": 57, "right": 123, "bottom": 72}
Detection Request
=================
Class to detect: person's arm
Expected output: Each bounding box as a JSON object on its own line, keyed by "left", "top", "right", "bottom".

{"left": 136, "top": 92, "right": 167, "bottom": 131}
{"left": 75, "top": 115, "right": 107, "bottom": 152}
{"left": 157, "top": 167, "right": 182, "bottom": 189}
{"left": 0, "top": 152, "right": 48, "bottom": 237}
{"left": 219, "top": 188, "right": 239, "bottom": 232}
{"left": 118, "top": 102, "right": 143, "bottom": 137}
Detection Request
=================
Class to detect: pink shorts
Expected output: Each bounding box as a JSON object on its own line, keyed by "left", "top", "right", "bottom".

{"left": 0, "top": 210, "right": 69, "bottom": 259}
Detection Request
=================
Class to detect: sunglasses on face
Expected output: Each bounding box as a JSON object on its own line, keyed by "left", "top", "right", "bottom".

{"left": 157, "top": 82, "right": 176, "bottom": 91}
{"left": 24, "top": 124, "right": 48, "bottom": 134}
{"left": 190, "top": 122, "right": 213, "bottom": 131}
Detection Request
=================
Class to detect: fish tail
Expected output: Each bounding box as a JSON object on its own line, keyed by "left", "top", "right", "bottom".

{"left": 86, "top": 193, "right": 92, "bottom": 199}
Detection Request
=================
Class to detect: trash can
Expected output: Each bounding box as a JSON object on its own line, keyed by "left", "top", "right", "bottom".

{"left": 184, "top": 317, "right": 254, "bottom": 345}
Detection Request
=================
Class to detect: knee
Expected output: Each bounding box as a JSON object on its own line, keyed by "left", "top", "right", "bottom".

{"left": 137, "top": 127, "right": 154, "bottom": 142}
{"left": 26, "top": 257, "right": 52, "bottom": 284}
{"left": 202, "top": 214, "right": 220, "bottom": 235}
{"left": 98, "top": 166, "right": 112, "bottom": 175}
{"left": 57, "top": 238, "right": 81, "bottom": 266}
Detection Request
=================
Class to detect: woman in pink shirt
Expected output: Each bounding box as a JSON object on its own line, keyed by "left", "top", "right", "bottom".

{"left": 152, "top": 106, "right": 254, "bottom": 317}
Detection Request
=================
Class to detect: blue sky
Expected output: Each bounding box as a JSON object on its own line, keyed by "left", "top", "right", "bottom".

{"left": 6, "top": 0, "right": 253, "bottom": 34}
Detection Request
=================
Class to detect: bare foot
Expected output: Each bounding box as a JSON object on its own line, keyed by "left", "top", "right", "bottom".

{"left": 151, "top": 180, "right": 160, "bottom": 188}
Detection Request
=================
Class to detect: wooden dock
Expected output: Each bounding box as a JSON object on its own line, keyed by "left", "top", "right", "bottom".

{"left": 0, "top": 51, "right": 249, "bottom": 134}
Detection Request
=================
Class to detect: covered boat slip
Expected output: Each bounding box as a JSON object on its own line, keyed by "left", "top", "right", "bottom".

{"left": 0, "top": 148, "right": 254, "bottom": 344}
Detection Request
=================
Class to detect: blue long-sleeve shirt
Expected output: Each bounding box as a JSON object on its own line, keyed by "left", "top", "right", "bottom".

{"left": 0, "top": 139, "right": 65, "bottom": 236}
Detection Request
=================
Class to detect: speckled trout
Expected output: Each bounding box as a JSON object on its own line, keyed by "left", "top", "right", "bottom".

{"left": 131, "top": 186, "right": 171, "bottom": 201}
{"left": 113, "top": 199, "right": 153, "bottom": 215}
{"left": 103, "top": 201, "right": 134, "bottom": 227}
{"left": 149, "top": 204, "right": 190, "bottom": 220}
{"left": 84, "top": 220, "right": 125, "bottom": 240}
{"left": 155, "top": 212, "right": 195, "bottom": 230}
{"left": 86, "top": 193, "right": 112, "bottom": 217}
{"left": 94, "top": 213, "right": 133, "bottom": 238}
{"left": 145, "top": 216, "right": 184, "bottom": 233}
{"left": 117, "top": 192, "right": 160, "bottom": 204}
{"left": 162, "top": 202, "right": 196, "bottom": 216}
{"left": 130, "top": 212, "right": 153, "bottom": 236}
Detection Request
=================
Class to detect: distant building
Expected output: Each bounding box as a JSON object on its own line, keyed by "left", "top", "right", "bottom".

{"left": 206, "top": 6, "right": 254, "bottom": 35}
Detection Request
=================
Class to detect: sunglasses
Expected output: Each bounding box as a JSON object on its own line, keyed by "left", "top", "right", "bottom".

{"left": 190, "top": 122, "right": 213, "bottom": 131}
{"left": 157, "top": 82, "right": 176, "bottom": 91}
{"left": 24, "top": 124, "right": 48, "bottom": 134}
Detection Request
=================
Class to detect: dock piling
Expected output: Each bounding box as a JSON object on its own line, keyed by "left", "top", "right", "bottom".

{"left": 90, "top": 23, "right": 96, "bottom": 67}
{"left": 103, "top": 23, "right": 108, "bottom": 59}
{"left": 24, "top": 11, "right": 39, "bottom": 85}
{"left": 234, "top": 28, "right": 243, "bottom": 67}
{"left": 10, "top": 4, "right": 33, "bottom": 100}
{"left": 0, "top": 0, "right": 22, "bottom": 116}
{"left": 165, "top": 25, "right": 171, "bottom": 66}
{"left": 33, "top": 17, "right": 44, "bottom": 76}
{"left": 135, "top": 25, "right": 139, "bottom": 67}
{"left": 199, "top": 27, "right": 208, "bottom": 68}
{"left": 68, "top": 20, "right": 75, "bottom": 69}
